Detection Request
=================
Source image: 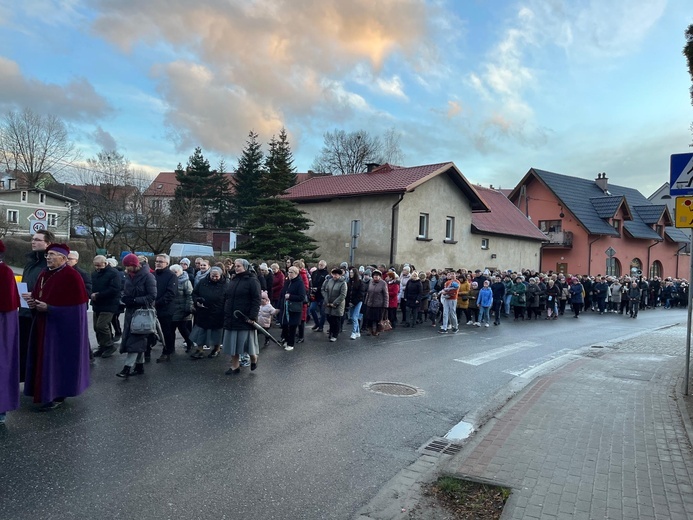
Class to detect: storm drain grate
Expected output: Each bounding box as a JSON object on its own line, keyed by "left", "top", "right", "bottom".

{"left": 420, "top": 438, "right": 463, "bottom": 456}
{"left": 365, "top": 382, "right": 423, "bottom": 397}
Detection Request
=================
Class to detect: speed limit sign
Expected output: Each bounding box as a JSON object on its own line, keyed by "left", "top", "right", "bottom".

{"left": 30, "top": 219, "right": 47, "bottom": 234}
{"left": 34, "top": 208, "right": 47, "bottom": 219}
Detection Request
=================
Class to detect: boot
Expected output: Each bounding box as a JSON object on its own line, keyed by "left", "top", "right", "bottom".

{"left": 116, "top": 366, "right": 131, "bottom": 378}
{"left": 131, "top": 363, "right": 144, "bottom": 376}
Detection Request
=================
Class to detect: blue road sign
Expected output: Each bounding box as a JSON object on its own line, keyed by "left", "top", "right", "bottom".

{"left": 670, "top": 153, "right": 693, "bottom": 195}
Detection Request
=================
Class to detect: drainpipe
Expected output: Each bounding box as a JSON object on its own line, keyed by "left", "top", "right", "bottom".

{"left": 676, "top": 243, "right": 687, "bottom": 277}
{"left": 647, "top": 240, "right": 659, "bottom": 278}
{"left": 587, "top": 235, "right": 602, "bottom": 276}
{"left": 389, "top": 194, "right": 405, "bottom": 266}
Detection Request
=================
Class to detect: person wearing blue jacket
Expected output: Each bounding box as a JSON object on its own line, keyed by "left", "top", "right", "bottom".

{"left": 477, "top": 280, "right": 494, "bottom": 327}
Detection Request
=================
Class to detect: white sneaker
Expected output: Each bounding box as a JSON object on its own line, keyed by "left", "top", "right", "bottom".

{"left": 474, "top": 322, "right": 481, "bottom": 327}
{"left": 466, "top": 320, "right": 473, "bottom": 325}
{"left": 355, "top": 332, "right": 360, "bottom": 338}
{"left": 329, "top": 337, "right": 337, "bottom": 342}
{"left": 350, "top": 333, "right": 357, "bottom": 340}
{"left": 484, "top": 323, "right": 489, "bottom": 327}
{"left": 284, "top": 345, "right": 294, "bottom": 351}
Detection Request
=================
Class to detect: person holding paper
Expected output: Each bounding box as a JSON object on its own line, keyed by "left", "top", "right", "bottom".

{"left": 0, "top": 240, "right": 21, "bottom": 425}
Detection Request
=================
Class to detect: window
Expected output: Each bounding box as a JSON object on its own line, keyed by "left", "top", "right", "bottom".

{"left": 418, "top": 213, "right": 429, "bottom": 238}
{"left": 481, "top": 238, "right": 490, "bottom": 250}
{"left": 151, "top": 199, "right": 161, "bottom": 210}
{"left": 47, "top": 213, "right": 58, "bottom": 227}
{"left": 20, "top": 191, "right": 27, "bottom": 202}
{"left": 7, "top": 209, "right": 18, "bottom": 224}
{"left": 612, "top": 219, "right": 621, "bottom": 233}
{"left": 445, "top": 216, "right": 455, "bottom": 241}
{"left": 39, "top": 193, "right": 46, "bottom": 204}
{"left": 538, "top": 220, "right": 562, "bottom": 233}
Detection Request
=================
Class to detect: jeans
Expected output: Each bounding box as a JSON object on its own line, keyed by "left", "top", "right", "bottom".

{"left": 503, "top": 294, "right": 512, "bottom": 315}
{"left": 350, "top": 302, "right": 363, "bottom": 334}
{"left": 309, "top": 300, "right": 325, "bottom": 329}
{"left": 479, "top": 306, "right": 491, "bottom": 324}
{"left": 492, "top": 300, "right": 503, "bottom": 323}
{"left": 442, "top": 298, "right": 458, "bottom": 330}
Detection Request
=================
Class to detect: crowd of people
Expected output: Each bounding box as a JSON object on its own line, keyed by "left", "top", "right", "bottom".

{"left": 1, "top": 231, "right": 689, "bottom": 425}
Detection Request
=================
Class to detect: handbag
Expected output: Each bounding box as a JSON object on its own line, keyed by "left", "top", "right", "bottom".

{"left": 378, "top": 318, "right": 393, "bottom": 332}
{"left": 130, "top": 306, "right": 158, "bottom": 335}
{"left": 288, "top": 301, "right": 304, "bottom": 313}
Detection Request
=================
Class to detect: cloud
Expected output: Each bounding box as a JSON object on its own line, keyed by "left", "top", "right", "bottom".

{"left": 92, "top": 126, "right": 118, "bottom": 151}
{"left": 447, "top": 100, "right": 462, "bottom": 118}
{"left": 89, "top": 0, "right": 433, "bottom": 156}
{"left": 0, "top": 56, "right": 111, "bottom": 121}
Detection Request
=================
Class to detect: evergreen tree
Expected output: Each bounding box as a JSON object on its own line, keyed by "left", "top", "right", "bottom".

{"left": 208, "top": 159, "right": 233, "bottom": 227}
{"left": 229, "top": 131, "right": 265, "bottom": 232}
{"left": 173, "top": 147, "right": 218, "bottom": 226}
{"left": 263, "top": 128, "right": 298, "bottom": 197}
{"left": 242, "top": 197, "right": 318, "bottom": 261}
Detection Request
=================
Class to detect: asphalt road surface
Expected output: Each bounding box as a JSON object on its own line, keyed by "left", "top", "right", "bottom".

{"left": 0, "top": 307, "right": 686, "bottom": 519}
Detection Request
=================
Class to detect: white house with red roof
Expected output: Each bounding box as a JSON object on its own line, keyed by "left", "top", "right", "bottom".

{"left": 284, "top": 162, "right": 546, "bottom": 270}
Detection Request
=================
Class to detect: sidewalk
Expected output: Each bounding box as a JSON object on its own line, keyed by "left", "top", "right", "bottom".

{"left": 356, "top": 324, "right": 693, "bottom": 520}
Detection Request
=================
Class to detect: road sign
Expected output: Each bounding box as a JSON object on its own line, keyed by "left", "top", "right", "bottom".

{"left": 34, "top": 208, "right": 46, "bottom": 220}
{"left": 29, "top": 219, "right": 47, "bottom": 234}
{"left": 605, "top": 247, "right": 616, "bottom": 257}
{"left": 675, "top": 196, "right": 693, "bottom": 228}
{"left": 670, "top": 153, "right": 693, "bottom": 195}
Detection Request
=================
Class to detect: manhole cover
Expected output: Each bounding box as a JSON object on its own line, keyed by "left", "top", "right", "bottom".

{"left": 365, "top": 382, "right": 423, "bottom": 397}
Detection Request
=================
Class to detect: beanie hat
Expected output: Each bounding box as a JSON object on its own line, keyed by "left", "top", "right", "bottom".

{"left": 180, "top": 257, "right": 190, "bottom": 265}
{"left": 122, "top": 253, "right": 140, "bottom": 267}
{"left": 340, "top": 261, "right": 348, "bottom": 270}
{"left": 46, "top": 243, "right": 70, "bottom": 257}
{"left": 259, "top": 262, "right": 268, "bottom": 271}
{"left": 106, "top": 257, "right": 118, "bottom": 267}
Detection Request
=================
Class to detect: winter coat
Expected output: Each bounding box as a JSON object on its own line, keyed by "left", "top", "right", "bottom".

{"left": 223, "top": 270, "right": 261, "bottom": 330}
{"left": 510, "top": 281, "right": 527, "bottom": 307}
{"left": 311, "top": 268, "right": 329, "bottom": 302}
{"left": 610, "top": 283, "right": 622, "bottom": 303}
{"left": 627, "top": 286, "right": 642, "bottom": 302}
{"left": 91, "top": 265, "right": 122, "bottom": 313}
{"left": 403, "top": 279, "right": 423, "bottom": 308}
{"left": 569, "top": 283, "right": 585, "bottom": 304}
{"left": 272, "top": 270, "right": 285, "bottom": 302}
{"left": 364, "top": 278, "right": 388, "bottom": 309}
{"left": 278, "top": 275, "right": 307, "bottom": 327}
{"left": 121, "top": 267, "right": 157, "bottom": 354}
{"left": 457, "top": 280, "right": 471, "bottom": 309}
{"left": 299, "top": 267, "right": 310, "bottom": 321}
{"left": 347, "top": 278, "right": 365, "bottom": 305}
{"left": 192, "top": 275, "right": 228, "bottom": 330}
{"left": 526, "top": 283, "right": 541, "bottom": 308}
{"left": 491, "top": 281, "right": 506, "bottom": 302}
{"left": 258, "top": 303, "right": 277, "bottom": 329}
{"left": 468, "top": 288, "right": 479, "bottom": 310}
{"left": 477, "top": 287, "right": 493, "bottom": 307}
{"left": 20, "top": 250, "right": 47, "bottom": 318}
{"left": 322, "top": 276, "right": 348, "bottom": 317}
{"left": 154, "top": 268, "right": 177, "bottom": 317}
{"left": 387, "top": 280, "right": 400, "bottom": 309}
{"left": 172, "top": 272, "right": 193, "bottom": 322}
{"left": 593, "top": 281, "right": 609, "bottom": 300}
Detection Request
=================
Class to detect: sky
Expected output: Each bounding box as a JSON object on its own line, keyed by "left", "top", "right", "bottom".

{"left": 0, "top": 0, "right": 691, "bottom": 196}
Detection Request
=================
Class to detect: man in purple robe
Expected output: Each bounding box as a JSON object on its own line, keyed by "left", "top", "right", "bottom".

{"left": 22, "top": 243, "right": 91, "bottom": 411}
{"left": 0, "top": 240, "right": 20, "bottom": 425}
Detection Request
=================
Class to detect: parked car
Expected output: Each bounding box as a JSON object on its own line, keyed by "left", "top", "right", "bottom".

{"left": 169, "top": 243, "right": 214, "bottom": 259}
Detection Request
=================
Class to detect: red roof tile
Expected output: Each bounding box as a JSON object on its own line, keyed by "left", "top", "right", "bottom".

{"left": 285, "top": 162, "right": 488, "bottom": 212}
{"left": 472, "top": 186, "right": 547, "bottom": 241}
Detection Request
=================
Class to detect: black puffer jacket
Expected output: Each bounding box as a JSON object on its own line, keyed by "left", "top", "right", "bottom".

{"left": 223, "top": 271, "right": 261, "bottom": 330}
{"left": 91, "top": 265, "right": 122, "bottom": 313}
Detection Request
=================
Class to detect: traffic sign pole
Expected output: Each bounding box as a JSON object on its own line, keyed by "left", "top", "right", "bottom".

{"left": 686, "top": 234, "right": 692, "bottom": 396}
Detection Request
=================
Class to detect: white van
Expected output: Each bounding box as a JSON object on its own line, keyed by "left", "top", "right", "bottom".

{"left": 169, "top": 243, "right": 214, "bottom": 259}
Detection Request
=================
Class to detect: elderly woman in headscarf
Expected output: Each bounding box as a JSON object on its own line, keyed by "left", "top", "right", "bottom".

{"left": 189, "top": 266, "right": 228, "bottom": 359}
{"left": 222, "top": 259, "right": 261, "bottom": 374}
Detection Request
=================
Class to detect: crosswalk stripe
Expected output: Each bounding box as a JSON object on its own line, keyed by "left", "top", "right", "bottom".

{"left": 454, "top": 341, "right": 540, "bottom": 366}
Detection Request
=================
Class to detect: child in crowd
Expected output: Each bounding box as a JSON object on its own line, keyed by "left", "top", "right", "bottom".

{"left": 428, "top": 293, "right": 440, "bottom": 326}
{"left": 258, "top": 291, "right": 278, "bottom": 347}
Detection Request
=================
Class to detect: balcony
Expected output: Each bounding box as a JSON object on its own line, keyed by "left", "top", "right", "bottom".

{"left": 542, "top": 230, "right": 573, "bottom": 248}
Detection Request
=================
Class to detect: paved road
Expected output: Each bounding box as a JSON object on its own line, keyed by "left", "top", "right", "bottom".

{"left": 0, "top": 307, "right": 686, "bottom": 519}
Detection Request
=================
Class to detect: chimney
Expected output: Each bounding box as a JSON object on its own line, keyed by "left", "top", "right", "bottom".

{"left": 366, "top": 162, "right": 380, "bottom": 173}
{"left": 595, "top": 172, "right": 608, "bottom": 193}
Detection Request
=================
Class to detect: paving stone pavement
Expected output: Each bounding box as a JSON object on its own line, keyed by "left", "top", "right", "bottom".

{"left": 444, "top": 324, "right": 693, "bottom": 520}
{"left": 355, "top": 324, "right": 693, "bottom": 520}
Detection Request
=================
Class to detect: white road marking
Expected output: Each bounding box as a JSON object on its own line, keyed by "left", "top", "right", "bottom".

{"left": 454, "top": 341, "right": 540, "bottom": 366}
{"left": 502, "top": 348, "right": 574, "bottom": 376}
